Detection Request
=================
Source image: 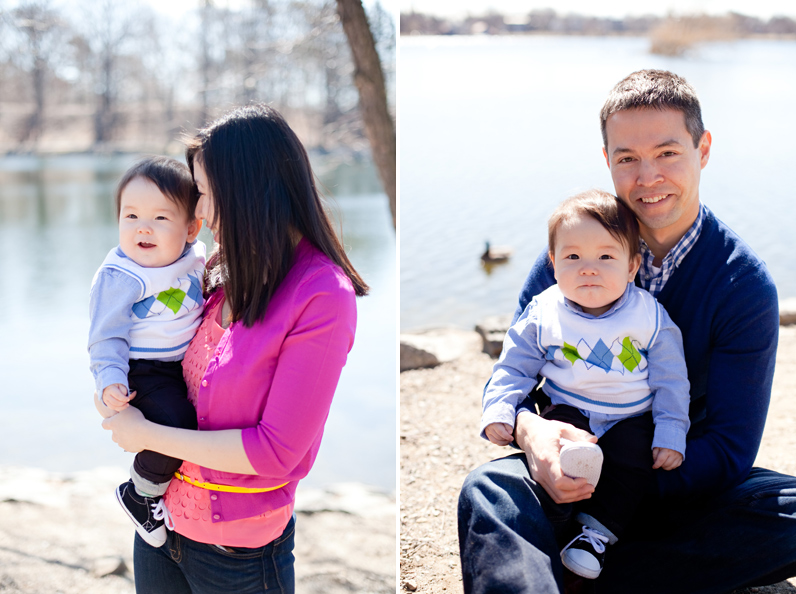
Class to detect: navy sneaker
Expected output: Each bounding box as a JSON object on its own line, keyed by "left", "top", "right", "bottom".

{"left": 116, "top": 480, "right": 167, "bottom": 547}
{"left": 561, "top": 525, "right": 609, "bottom": 579}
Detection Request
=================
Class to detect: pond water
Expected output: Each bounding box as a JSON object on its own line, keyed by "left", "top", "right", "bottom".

{"left": 401, "top": 35, "right": 796, "bottom": 330}
{"left": 0, "top": 154, "right": 396, "bottom": 491}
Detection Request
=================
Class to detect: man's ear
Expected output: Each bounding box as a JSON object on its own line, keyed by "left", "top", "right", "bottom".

{"left": 699, "top": 130, "right": 712, "bottom": 169}
{"left": 187, "top": 218, "right": 202, "bottom": 243}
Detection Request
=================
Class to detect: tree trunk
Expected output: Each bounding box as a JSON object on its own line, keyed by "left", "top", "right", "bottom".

{"left": 28, "top": 54, "right": 45, "bottom": 145}
{"left": 95, "top": 49, "right": 114, "bottom": 144}
{"left": 199, "top": 0, "right": 212, "bottom": 128}
{"left": 335, "top": 0, "right": 396, "bottom": 229}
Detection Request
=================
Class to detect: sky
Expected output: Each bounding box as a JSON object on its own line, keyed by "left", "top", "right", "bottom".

{"left": 145, "top": 0, "right": 399, "bottom": 20}
{"left": 400, "top": 0, "right": 796, "bottom": 20}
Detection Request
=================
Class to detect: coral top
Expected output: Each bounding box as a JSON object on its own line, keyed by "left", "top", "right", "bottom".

{"left": 164, "top": 295, "right": 293, "bottom": 547}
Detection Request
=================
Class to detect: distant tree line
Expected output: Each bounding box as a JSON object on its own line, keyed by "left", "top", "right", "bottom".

{"left": 0, "top": 0, "right": 395, "bottom": 155}
{"left": 400, "top": 8, "right": 796, "bottom": 44}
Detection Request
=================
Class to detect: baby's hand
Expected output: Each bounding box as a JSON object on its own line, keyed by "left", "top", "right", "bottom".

{"left": 102, "top": 384, "right": 130, "bottom": 412}
{"left": 485, "top": 422, "right": 514, "bottom": 446}
{"left": 652, "top": 447, "right": 683, "bottom": 471}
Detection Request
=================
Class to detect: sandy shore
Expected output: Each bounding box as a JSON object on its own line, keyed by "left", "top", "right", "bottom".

{"left": 400, "top": 324, "right": 796, "bottom": 594}
{"left": 0, "top": 466, "right": 395, "bottom": 593}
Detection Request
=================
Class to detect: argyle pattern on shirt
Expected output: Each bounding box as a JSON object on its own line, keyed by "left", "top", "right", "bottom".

{"left": 531, "top": 284, "right": 661, "bottom": 415}
{"left": 639, "top": 203, "right": 705, "bottom": 297}
{"left": 552, "top": 335, "right": 646, "bottom": 374}
{"left": 91, "top": 241, "right": 207, "bottom": 361}
{"left": 132, "top": 273, "right": 203, "bottom": 319}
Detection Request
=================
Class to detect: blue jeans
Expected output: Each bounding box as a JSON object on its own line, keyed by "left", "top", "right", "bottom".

{"left": 458, "top": 454, "right": 796, "bottom": 594}
{"left": 133, "top": 515, "right": 296, "bottom": 594}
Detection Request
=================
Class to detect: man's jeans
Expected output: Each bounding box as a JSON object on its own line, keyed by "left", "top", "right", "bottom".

{"left": 458, "top": 454, "right": 796, "bottom": 594}
{"left": 133, "top": 515, "right": 296, "bottom": 594}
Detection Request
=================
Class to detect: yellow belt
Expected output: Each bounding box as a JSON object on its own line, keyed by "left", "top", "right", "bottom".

{"left": 174, "top": 471, "right": 288, "bottom": 494}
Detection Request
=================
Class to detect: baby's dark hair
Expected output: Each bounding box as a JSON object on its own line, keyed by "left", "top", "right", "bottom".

{"left": 115, "top": 156, "right": 198, "bottom": 220}
{"left": 548, "top": 189, "right": 640, "bottom": 257}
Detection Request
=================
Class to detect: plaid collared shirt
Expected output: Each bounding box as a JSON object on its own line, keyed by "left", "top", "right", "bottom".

{"left": 638, "top": 203, "right": 705, "bottom": 297}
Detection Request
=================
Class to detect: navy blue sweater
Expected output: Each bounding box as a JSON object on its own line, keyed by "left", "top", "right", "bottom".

{"left": 513, "top": 207, "right": 779, "bottom": 498}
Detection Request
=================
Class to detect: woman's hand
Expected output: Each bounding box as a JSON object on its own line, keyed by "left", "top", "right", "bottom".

{"left": 95, "top": 389, "right": 255, "bottom": 472}
{"left": 101, "top": 405, "right": 150, "bottom": 453}
{"left": 94, "top": 390, "right": 117, "bottom": 419}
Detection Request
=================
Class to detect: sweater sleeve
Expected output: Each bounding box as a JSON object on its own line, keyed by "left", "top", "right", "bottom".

{"left": 646, "top": 306, "right": 691, "bottom": 457}
{"left": 241, "top": 271, "right": 357, "bottom": 478}
{"left": 478, "top": 248, "right": 556, "bottom": 450}
{"left": 87, "top": 268, "right": 142, "bottom": 398}
{"left": 481, "top": 301, "right": 546, "bottom": 439}
{"left": 656, "top": 268, "right": 779, "bottom": 498}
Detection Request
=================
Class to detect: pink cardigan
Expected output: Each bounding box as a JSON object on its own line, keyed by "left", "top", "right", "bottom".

{"left": 194, "top": 238, "right": 357, "bottom": 522}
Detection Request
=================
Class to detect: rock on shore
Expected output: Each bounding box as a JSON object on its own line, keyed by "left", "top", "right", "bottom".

{"left": 0, "top": 466, "right": 395, "bottom": 593}
{"left": 400, "top": 328, "right": 483, "bottom": 371}
{"left": 781, "top": 298, "right": 796, "bottom": 326}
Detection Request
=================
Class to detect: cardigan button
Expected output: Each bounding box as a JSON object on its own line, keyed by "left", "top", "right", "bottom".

{"left": 213, "top": 514, "right": 220, "bottom": 520}
{"left": 210, "top": 494, "right": 218, "bottom": 501}
{"left": 201, "top": 380, "right": 208, "bottom": 387}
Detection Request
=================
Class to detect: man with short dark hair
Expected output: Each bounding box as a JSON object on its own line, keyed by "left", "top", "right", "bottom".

{"left": 458, "top": 69, "right": 796, "bottom": 594}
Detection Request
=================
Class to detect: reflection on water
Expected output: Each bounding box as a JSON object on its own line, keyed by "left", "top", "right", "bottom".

{"left": 0, "top": 154, "right": 396, "bottom": 490}
{"left": 401, "top": 35, "right": 796, "bottom": 331}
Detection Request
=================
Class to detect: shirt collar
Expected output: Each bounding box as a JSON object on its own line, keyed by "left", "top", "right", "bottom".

{"left": 563, "top": 282, "right": 635, "bottom": 319}
{"left": 638, "top": 202, "right": 705, "bottom": 283}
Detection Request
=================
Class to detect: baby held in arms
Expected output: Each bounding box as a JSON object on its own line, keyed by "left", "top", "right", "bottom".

{"left": 481, "top": 189, "right": 690, "bottom": 580}
{"left": 88, "top": 156, "right": 205, "bottom": 548}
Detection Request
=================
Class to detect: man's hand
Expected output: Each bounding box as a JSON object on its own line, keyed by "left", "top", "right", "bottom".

{"left": 484, "top": 422, "right": 515, "bottom": 446}
{"left": 102, "top": 384, "right": 130, "bottom": 412}
{"left": 515, "top": 410, "right": 597, "bottom": 504}
{"left": 652, "top": 447, "right": 683, "bottom": 470}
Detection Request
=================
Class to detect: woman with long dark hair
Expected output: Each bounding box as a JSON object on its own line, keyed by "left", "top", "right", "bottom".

{"left": 98, "top": 104, "right": 368, "bottom": 593}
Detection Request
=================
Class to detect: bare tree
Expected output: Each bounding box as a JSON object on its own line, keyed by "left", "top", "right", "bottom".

{"left": 7, "top": 1, "right": 64, "bottom": 146}
{"left": 367, "top": 0, "right": 395, "bottom": 93}
{"left": 0, "top": 0, "right": 396, "bottom": 160}
{"left": 195, "top": 1, "right": 241, "bottom": 126}
{"left": 198, "top": 0, "right": 214, "bottom": 127}
{"left": 292, "top": 1, "right": 358, "bottom": 145}
{"left": 335, "top": 0, "right": 396, "bottom": 228}
{"left": 77, "top": 0, "right": 151, "bottom": 146}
